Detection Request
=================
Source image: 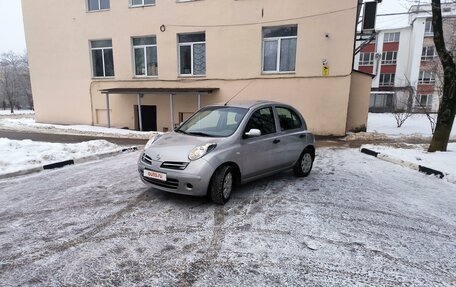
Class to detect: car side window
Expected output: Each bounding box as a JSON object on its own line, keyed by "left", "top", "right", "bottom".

{"left": 244, "top": 107, "right": 276, "bottom": 136}
{"left": 276, "top": 107, "right": 302, "bottom": 131}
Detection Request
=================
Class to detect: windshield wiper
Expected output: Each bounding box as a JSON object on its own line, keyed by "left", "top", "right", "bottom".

{"left": 187, "top": 131, "right": 214, "bottom": 137}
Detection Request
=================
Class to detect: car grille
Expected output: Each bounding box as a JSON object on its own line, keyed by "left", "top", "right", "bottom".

{"left": 142, "top": 153, "right": 152, "bottom": 165}
{"left": 160, "top": 161, "right": 189, "bottom": 170}
{"left": 142, "top": 176, "right": 179, "bottom": 190}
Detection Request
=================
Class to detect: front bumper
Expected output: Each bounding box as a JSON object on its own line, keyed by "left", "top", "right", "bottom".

{"left": 137, "top": 152, "right": 216, "bottom": 196}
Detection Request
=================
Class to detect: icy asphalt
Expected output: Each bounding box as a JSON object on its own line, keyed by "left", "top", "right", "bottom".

{"left": 0, "top": 148, "right": 455, "bottom": 286}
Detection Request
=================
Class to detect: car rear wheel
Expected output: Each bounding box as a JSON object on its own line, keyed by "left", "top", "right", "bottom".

{"left": 294, "top": 148, "right": 314, "bottom": 177}
{"left": 210, "top": 165, "right": 233, "bottom": 205}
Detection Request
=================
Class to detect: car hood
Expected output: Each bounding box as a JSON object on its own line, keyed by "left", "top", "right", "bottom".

{"left": 144, "top": 132, "right": 224, "bottom": 162}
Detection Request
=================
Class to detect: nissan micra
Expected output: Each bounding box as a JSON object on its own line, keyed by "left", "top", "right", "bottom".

{"left": 138, "top": 100, "right": 315, "bottom": 204}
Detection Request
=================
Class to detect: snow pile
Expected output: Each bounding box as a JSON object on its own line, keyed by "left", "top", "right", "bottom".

{"left": 0, "top": 110, "right": 35, "bottom": 116}
{"left": 362, "top": 143, "right": 456, "bottom": 184}
{"left": 0, "top": 138, "right": 121, "bottom": 175}
{"left": 0, "top": 118, "right": 161, "bottom": 139}
{"left": 346, "top": 113, "right": 456, "bottom": 141}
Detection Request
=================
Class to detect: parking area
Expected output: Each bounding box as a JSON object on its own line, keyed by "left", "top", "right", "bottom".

{"left": 1, "top": 148, "right": 455, "bottom": 286}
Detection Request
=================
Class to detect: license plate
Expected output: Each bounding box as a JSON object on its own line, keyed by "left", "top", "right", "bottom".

{"left": 143, "top": 169, "right": 167, "bottom": 181}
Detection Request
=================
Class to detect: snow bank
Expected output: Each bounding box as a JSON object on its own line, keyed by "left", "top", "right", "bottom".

{"left": 0, "top": 118, "right": 160, "bottom": 139}
{"left": 0, "top": 138, "right": 120, "bottom": 175}
{"left": 346, "top": 113, "right": 456, "bottom": 141}
{"left": 362, "top": 143, "right": 456, "bottom": 184}
{"left": 0, "top": 110, "right": 34, "bottom": 115}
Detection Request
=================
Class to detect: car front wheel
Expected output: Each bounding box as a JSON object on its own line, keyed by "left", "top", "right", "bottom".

{"left": 210, "top": 165, "right": 233, "bottom": 205}
{"left": 294, "top": 148, "right": 314, "bottom": 177}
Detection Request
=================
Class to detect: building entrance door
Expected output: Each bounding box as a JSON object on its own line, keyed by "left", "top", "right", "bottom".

{"left": 134, "top": 105, "right": 157, "bottom": 131}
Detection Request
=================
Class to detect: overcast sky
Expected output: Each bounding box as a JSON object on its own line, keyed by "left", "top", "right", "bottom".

{"left": 0, "top": 0, "right": 430, "bottom": 55}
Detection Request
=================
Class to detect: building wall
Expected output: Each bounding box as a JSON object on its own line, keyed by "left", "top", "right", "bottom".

{"left": 408, "top": 18, "right": 426, "bottom": 86}
{"left": 395, "top": 28, "right": 412, "bottom": 87}
{"left": 22, "top": 0, "right": 362, "bottom": 135}
{"left": 346, "top": 71, "right": 372, "bottom": 132}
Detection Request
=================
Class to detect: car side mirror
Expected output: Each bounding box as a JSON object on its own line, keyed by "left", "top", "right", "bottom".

{"left": 245, "top": 129, "right": 261, "bottom": 137}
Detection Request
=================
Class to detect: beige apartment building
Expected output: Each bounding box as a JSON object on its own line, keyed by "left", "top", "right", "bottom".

{"left": 22, "top": 0, "right": 371, "bottom": 136}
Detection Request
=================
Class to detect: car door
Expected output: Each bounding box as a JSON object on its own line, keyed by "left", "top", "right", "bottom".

{"left": 274, "top": 106, "right": 307, "bottom": 166}
{"left": 240, "top": 106, "right": 283, "bottom": 179}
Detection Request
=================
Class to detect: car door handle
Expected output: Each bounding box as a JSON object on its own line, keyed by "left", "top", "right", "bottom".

{"left": 273, "top": 139, "right": 281, "bottom": 144}
{"left": 299, "top": 134, "right": 306, "bottom": 139}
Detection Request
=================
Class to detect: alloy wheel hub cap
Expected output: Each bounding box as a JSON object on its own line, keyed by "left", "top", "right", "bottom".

{"left": 301, "top": 154, "right": 312, "bottom": 173}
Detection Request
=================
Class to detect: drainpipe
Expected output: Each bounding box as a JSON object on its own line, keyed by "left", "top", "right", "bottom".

{"left": 170, "top": 93, "right": 174, "bottom": 130}
{"left": 105, "top": 92, "right": 110, "bottom": 128}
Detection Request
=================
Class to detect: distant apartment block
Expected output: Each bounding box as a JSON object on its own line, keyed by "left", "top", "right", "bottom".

{"left": 22, "top": 0, "right": 372, "bottom": 135}
{"left": 355, "top": 3, "right": 456, "bottom": 113}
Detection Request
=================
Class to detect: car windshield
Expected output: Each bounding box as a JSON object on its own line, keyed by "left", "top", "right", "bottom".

{"left": 176, "top": 106, "right": 248, "bottom": 137}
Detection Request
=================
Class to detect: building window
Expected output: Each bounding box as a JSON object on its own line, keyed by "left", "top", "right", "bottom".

{"left": 421, "top": 46, "right": 437, "bottom": 61}
{"left": 132, "top": 36, "right": 158, "bottom": 77}
{"left": 359, "top": 52, "right": 375, "bottom": 66}
{"left": 415, "top": 94, "right": 433, "bottom": 109}
{"left": 379, "top": 73, "right": 395, "bottom": 86}
{"left": 178, "top": 33, "right": 206, "bottom": 76}
{"left": 418, "top": 71, "right": 436, "bottom": 84}
{"left": 87, "top": 0, "right": 110, "bottom": 11}
{"left": 130, "top": 0, "right": 155, "bottom": 7}
{"left": 91, "top": 40, "right": 114, "bottom": 77}
{"left": 370, "top": 93, "right": 395, "bottom": 111}
{"left": 383, "top": 32, "right": 400, "bottom": 43}
{"left": 381, "top": 51, "right": 398, "bottom": 65}
{"left": 262, "top": 25, "right": 297, "bottom": 73}
{"left": 425, "top": 19, "right": 433, "bottom": 36}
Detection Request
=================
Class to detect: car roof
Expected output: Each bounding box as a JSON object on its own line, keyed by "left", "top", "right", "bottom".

{"left": 208, "top": 100, "right": 284, "bottom": 109}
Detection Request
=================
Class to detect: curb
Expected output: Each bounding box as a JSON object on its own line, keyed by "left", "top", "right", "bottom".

{"left": 0, "top": 146, "right": 138, "bottom": 180}
{"left": 360, "top": 148, "right": 445, "bottom": 179}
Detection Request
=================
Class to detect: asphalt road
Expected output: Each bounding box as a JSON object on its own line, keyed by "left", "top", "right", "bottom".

{"left": 1, "top": 148, "right": 455, "bottom": 286}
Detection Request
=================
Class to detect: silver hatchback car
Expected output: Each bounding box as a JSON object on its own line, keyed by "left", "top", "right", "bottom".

{"left": 138, "top": 100, "right": 315, "bottom": 204}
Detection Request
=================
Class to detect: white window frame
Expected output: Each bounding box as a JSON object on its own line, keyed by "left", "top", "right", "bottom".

{"left": 381, "top": 51, "right": 398, "bottom": 65}
{"left": 262, "top": 27, "right": 297, "bottom": 74}
{"left": 418, "top": 71, "right": 436, "bottom": 84}
{"left": 132, "top": 36, "right": 158, "bottom": 77}
{"left": 87, "top": 0, "right": 110, "bottom": 12}
{"left": 383, "top": 32, "right": 400, "bottom": 43}
{"left": 421, "top": 46, "right": 437, "bottom": 61}
{"left": 425, "top": 19, "right": 434, "bottom": 36}
{"left": 130, "top": 0, "right": 155, "bottom": 7}
{"left": 178, "top": 34, "right": 206, "bottom": 77}
{"left": 90, "top": 40, "right": 114, "bottom": 78}
{"left": 359, "top": 52, "right": 375, "bottom": 66}
{"left": 379, "top": 73, "right": 395, "bottom": 86}
{"left": 414, "top": 94, "right": 433, "bottom": 109}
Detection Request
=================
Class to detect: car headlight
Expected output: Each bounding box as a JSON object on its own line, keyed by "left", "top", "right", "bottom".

{"left": 144, "top": 134, "right": 162, "bottom": 150}
{"left": 188, "top": 143, "right": 217, "bottom": 161}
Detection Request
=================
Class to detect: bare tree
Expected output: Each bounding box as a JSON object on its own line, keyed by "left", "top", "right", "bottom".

{"left": 0, "top": 51, "right": 32, "bottom": 113}
{"left": 393, "top": 110, "right": 413, "bottom": 127}
{"left": 19, "top": 54, "right": 33, "bottom": 109}
{"left": 428, "top": 0, "right": 456, "bottom": 151}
